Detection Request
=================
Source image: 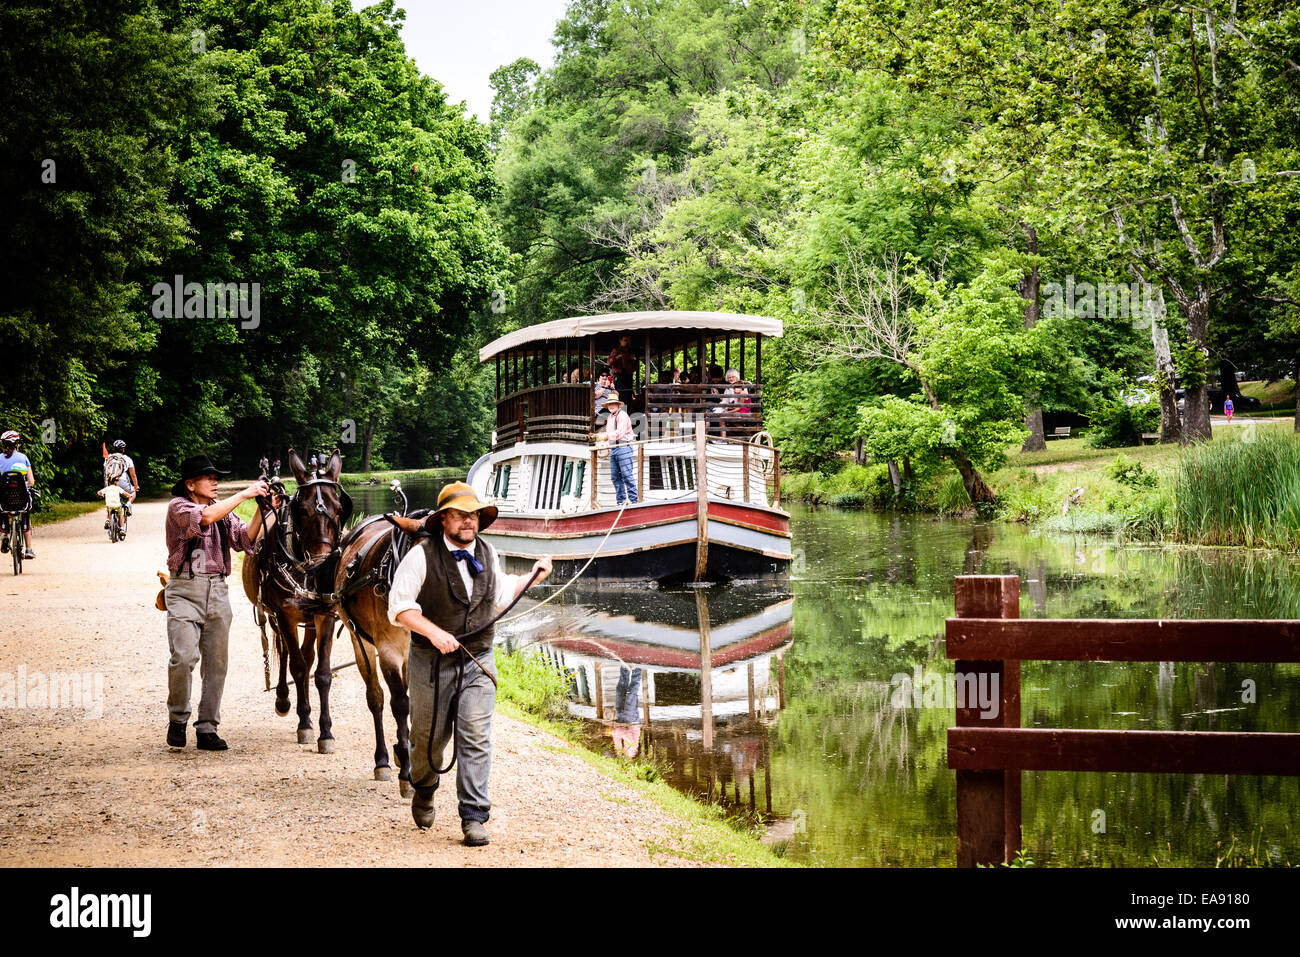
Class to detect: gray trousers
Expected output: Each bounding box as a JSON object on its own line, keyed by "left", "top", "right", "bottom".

{"left": 164, "top": 573, "right": 232, "bottom": 733}
{"left": 408, "top": 641, "right": 495, "bottom": 824}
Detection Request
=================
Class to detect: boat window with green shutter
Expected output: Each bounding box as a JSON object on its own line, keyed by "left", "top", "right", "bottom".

{"left": 493, "top": 464, "right": 511, "bottom": 498}
{"left": 561, "top": 461, "right": 574, "bottom": 494}
{"left": 574, "top": 461, "right": 585, "bottom": 497}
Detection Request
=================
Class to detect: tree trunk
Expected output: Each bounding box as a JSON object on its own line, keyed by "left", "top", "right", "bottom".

{"left": 887, "top": 459, "right": 902, "bottom": 496}
{"left": 1019, "top": 223, "right": 1046, "bottom": 452}
{"left": 948, "top": 449, "right": 995, "bottom": 503}
{"left": 1182, "top": 292, "right": 1213, "bottom": 443}
{"left": 1150, "top": 297, "right": 1182, "bottom": 444}
{"left": 1022, "top": 408, "right": 1046, "bottom": 452}
{"left": 854, "top": 436, "right": 865, "bottom": 466}
{"left": 902, "top": 456, "right": 914, "bottom": 482}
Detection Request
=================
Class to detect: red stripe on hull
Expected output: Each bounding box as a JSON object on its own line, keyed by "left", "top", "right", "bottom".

{"left": 709, "top": 501, "right": 789, "bottom": 534}
{"left": 490, "top": 500, "right": 788, "bottom": 536}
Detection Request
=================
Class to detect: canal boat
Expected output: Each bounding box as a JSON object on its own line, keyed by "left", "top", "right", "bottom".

{"left": 467, "top": 311, "right": 791, "bottom": 582}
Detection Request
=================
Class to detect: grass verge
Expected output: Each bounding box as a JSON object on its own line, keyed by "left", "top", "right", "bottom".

{"left": 31, "top": 501, "right": 104, "bottom": 526}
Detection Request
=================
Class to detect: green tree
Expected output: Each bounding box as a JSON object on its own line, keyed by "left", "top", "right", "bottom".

{"left": 0, "top": 0, "right": 212, "bottom": 494}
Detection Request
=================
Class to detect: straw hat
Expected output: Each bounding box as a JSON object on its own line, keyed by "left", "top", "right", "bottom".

{"left": 602, "top": 392, "right": 625, "bottom": 408}
{"left": 433, "top": 481, "right": 498, "bottom": 530}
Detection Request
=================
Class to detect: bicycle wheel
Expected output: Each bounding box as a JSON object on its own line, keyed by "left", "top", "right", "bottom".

{"left": 109, "top": 511, "right": 120, "bottom": 543}
{"left": 11, "top": 514, "right": 21, "bottom": 575}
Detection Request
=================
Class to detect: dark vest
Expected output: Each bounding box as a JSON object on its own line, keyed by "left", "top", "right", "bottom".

{"left": 415, "top": 536, "right": 498, "bottom": 657}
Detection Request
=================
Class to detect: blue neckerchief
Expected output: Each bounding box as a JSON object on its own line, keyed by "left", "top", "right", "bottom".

{"left": 450, "top": 548, "right": 483, "bottom": 576}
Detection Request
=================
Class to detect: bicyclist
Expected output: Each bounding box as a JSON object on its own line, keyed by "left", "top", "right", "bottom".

{"left": 103, "top": 439, "right": 139, "bottom": 537}
{"left": 97, "top": 480, "right": 125, "bottom": 536}
{"left": 0, "top": 429, "right": 36, "bottom": 559}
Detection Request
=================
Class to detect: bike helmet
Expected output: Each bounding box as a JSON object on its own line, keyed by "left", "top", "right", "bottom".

{"left": 112, "top": 439, "right": 126, "bottom": 451}
{"left": 1, "top": 430, "right": 19, "bottom": 448}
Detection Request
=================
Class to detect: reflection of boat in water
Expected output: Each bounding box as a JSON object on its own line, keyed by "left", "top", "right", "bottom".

{"left": 508, "top": 588, "right": 791, "bottom": 726}
{"left": 467, "top": 312, "right": 791, "bottom": 583}
{"left": 505, "top": 587, "right": 792, "bottom": 821}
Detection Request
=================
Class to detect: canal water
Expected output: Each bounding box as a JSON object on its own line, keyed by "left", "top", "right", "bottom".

{"left": 353, "top": 477, "right": 1300, "bottom": 866}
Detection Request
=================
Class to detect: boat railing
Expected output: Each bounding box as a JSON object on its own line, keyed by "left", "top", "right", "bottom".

{"left": 581, "top": 432, "right": 781, "bottom": 510}
{"left": 494, "top": 382, "right": 767, "bottom": 450}
{"left": 495, "top": 383, "right": 592, "bottom": 450}
{"left": 645, "top": 383, "right": 764, "bottom": 439}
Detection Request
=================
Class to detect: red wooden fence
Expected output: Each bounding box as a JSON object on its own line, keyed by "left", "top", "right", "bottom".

{"left": 947, "top": 574, "right": 1300, "bottom": 867}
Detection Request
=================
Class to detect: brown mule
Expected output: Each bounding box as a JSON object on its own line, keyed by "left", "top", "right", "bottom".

{"left": 242, "top": 449, "right": 348, "bottom": 754}
{"left": 331, "top": 515, "right": 415, "bottom": 795}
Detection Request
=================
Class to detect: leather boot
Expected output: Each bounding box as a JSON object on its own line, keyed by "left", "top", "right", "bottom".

{"left": 411, "top": 788, "right": 435, "bottom": 829}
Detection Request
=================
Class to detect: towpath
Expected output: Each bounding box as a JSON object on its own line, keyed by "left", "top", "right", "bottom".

{"left": 0, "top": 500, "right": 713, "bottom": 866}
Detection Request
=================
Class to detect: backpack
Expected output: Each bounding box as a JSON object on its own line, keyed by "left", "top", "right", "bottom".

{"left": 105, "top": 452, "right": 127, "bottom": 482}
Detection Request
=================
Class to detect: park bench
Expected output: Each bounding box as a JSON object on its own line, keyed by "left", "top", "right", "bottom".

{"left": 946, "top": 575, "right": 1300, "bottom": 867}
{"left": 1141, "top": 431, "right": 1160, "bottom": 444}
{"left": 1045, "top": 426, "right": 1071, "bottom": 440}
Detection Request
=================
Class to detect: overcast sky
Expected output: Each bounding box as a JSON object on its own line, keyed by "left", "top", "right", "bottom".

{"left": 397, "top": 0, "right": 573, "bottom": 123}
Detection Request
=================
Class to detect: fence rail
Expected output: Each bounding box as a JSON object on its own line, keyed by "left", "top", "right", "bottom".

{"left": 946, "top": 574, "right": 1300, "bottom": 867}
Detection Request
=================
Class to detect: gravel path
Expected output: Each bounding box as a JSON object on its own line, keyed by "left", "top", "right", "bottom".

{"left": 0, "top": 501, "right": 708, "bottom": 866}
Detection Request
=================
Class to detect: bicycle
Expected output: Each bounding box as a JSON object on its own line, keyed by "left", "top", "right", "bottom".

{"left": 106, "top": 505, "right": 123, "bottom": 543}
{"left": 0, "top": 474, "right": 32, "bottom": 575}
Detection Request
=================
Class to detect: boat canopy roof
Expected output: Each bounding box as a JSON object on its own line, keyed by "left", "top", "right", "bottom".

{"left": 479, "top": 310, "right": 783, "bottom": 362}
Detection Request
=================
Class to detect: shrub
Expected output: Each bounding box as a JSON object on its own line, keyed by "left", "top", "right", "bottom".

{"left": 1087, "top": 375, "right": 1160, "bottom": 448}
{"left": 1105, "top": 454, "right": 1157, "bottom": 489}
{"left": 931, "top": 472, "right": 972, "bottom": 514}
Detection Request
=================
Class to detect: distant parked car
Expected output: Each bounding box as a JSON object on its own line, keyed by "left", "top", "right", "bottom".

{"left": 1120, "top": 387, "right": 1155, "bottom": 407}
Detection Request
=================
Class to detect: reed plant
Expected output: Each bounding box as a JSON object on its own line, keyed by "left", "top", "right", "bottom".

{"left": 1174, "top": 430, "right": 1300, "bottom": 549}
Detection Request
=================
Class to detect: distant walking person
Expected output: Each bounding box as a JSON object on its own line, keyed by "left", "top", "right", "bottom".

{"left": 1224, "top": 396, "right": 1234, "bottom": 424}
{"left": 163, "top": 454, "right": 276, "bottom": 751}
{"left": 258, "top": 455, "right": 269, "bottom": 477}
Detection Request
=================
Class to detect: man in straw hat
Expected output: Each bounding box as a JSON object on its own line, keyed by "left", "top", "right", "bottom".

{"left": 163, "top": 454, "right": 277, "bottom": 751}
{"left": 386, "top": 481, "right": 552, "bottom": 845}
{"left": 594, "top": 391, "right": 638, "bottom": 505}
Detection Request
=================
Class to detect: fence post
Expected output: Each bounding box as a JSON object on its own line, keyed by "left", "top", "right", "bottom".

{"left": 772, "top": 448, "right": 781, "bottom": 508}
{"left": 743, "top": 441, "right": 751, "bottom": 503}
{"left": 952, "top": 574, "right": 1021, "bottom": 867}
{"left": 637, "top": 442, "right": 645, "bottom": 502}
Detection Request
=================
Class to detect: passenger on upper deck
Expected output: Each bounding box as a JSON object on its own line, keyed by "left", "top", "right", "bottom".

{"left": 720, "top": 369, "right": 751, "bottom": 411}
{"left": 593, "top": 372, "right": 614, "bottom": 420}
{"left": 607, "top": 334, "right": 639, "bottom": 395}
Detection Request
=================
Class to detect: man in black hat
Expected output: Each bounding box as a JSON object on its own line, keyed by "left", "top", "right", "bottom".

{"left": 163, "top": 454, "right": 276, "bottom": 751}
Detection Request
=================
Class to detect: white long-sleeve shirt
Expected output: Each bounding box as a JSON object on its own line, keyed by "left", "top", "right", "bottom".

{"left": 386, "top": 534, "right": 521, "bottom": 628}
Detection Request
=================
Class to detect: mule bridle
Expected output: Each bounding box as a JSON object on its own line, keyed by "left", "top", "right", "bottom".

{"left": 256, "top": 475, "right": 354, "bottom": 605}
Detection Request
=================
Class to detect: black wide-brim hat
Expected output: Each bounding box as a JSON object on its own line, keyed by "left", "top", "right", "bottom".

{"left": 170, "top": 453, "right": 230, "bottom": 498}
